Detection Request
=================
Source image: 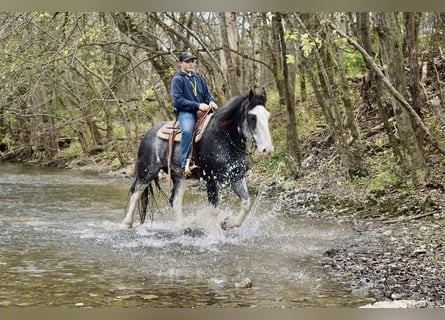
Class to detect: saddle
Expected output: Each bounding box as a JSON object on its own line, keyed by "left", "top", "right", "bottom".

{"left": 156, "top": 110, "right": 213, "bottom": 177}
{"left": 156, "top": 111, "right": 213, "bottom": 143}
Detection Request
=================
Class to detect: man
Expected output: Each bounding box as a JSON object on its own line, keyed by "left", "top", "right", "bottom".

{"left": 170, "top": 51, "right": 218, "bottom": 176}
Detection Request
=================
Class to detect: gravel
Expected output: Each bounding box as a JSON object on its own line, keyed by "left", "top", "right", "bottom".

{"left": 273, "top": 181, "right": 445, "bottom": 308}
{"left": 320, "top": 217, "right": 445, "bottom": 307}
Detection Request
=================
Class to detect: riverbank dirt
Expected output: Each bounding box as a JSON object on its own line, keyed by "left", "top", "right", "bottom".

{"left": 24, "top": 154, "right": 445, "bottom": 308}
{"left": 272, "top": 165, "right": 445, "bottom": 308}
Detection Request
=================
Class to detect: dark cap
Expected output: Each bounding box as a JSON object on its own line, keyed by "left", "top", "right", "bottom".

{"left": 178, "top": 52, "right": 197, "bottom": 62}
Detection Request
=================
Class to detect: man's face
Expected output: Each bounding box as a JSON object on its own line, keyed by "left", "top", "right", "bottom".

{"left": 181, "top": 59, "right": 196, "bottom": 73}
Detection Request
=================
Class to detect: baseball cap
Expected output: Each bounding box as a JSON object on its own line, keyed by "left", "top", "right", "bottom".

{"left": 178, "top": 52, "right": 197, "bottom": 62}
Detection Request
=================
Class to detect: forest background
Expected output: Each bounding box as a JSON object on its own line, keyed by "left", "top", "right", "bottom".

{"left": 0, "top": 12, "right": 444, "bottom": 213}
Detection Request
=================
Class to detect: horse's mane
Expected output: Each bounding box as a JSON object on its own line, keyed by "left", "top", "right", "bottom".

{"left": 212, "top": 94, "right": 248, "bottom": 129}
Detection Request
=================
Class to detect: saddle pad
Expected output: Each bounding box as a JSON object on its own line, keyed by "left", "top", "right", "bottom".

{"left": 156, "top": 113, "right": 213, "bottom": 142}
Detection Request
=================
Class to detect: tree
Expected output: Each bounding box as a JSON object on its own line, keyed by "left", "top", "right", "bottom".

{"left": 218, "top": 12, "right": 241, "bottom": 96}
{"left": 298, "top": 13, "right": 366, "bottom": 178}
{"left": 404, "top": 12, "right": 425, "bottom": 146}
{"left": 357, "top": 12, "right": 402, "bottom": 163}
{"left": 374, "top": 13, "right": 428, "bottom": 184}
{"left": 327, "top": 16, "right": 445, "bottom": 183}
{"left": 272, "top": 12, "right": 302, "bottom": 174}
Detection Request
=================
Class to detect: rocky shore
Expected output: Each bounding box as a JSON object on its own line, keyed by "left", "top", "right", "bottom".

{"left": 274, "top": 173, "right": 445, "bottom": 308}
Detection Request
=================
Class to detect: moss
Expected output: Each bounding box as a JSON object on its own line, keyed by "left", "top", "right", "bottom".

{"left": 111, "top": 157, "right": 121, "bottom": 170}
{"left": 55, "top": 141, "right": 84, "bottom": 160}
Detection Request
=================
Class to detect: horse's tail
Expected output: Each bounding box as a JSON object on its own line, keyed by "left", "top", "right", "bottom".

{"left": 126, "top": 176, "right": 166, "bottom": 225}
{"left": 138, "top": 184, "right": 149, "bottom": 224}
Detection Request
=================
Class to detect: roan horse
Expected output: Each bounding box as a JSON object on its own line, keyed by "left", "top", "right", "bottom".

{"left": 121, "top": 89, "right": 274, "bottom": 233}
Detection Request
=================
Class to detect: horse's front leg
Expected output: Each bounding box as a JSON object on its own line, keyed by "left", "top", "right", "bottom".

{"left": 222, "top": 177, "right": 250, "bottom": 229}
{"left": 205, "top": 179, "right": 223, "bottom": 236}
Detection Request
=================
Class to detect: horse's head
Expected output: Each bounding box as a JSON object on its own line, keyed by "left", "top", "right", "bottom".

{"left": 243, "top": 88, "right": 274, "bottom": 157}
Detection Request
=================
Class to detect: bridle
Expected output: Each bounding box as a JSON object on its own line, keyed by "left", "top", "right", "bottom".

{"left": 223, "top": 97, "right": 259, "bottom": 156}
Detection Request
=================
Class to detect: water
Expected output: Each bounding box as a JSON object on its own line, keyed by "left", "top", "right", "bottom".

{"left": 0, "top": 162, "right": 369, "bottom": 307}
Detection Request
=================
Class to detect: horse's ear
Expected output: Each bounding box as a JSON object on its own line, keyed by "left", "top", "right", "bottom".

{"left": 262, "top": 87, "right": 267, "bottom": 102}
{"left": 248, "top": 89, "right": 254, "bottom": 102}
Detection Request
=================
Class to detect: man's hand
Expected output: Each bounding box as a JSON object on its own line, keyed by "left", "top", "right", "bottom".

{"left": 198, "top": 103, "right": 210, "bottom": 112}
{"left": 198, "top": 102, "right": 218, "bottom": 112}
{"left": 209, "top": 101, "right": 218, "bottom": 110}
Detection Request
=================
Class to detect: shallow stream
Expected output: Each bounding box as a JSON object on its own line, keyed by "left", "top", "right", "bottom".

{"left": 0, "top": 163, "right": 370, "bottom": 307}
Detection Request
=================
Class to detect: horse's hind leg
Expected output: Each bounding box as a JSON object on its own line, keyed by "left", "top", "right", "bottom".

{"left": 222, "top": 177, "right": 250, "bottom": 229}
{"left": 121, "top": 179, "right": 148, "bottom": 229}
{"left": 170, "top": 175, "right": 188, "bottom": 232}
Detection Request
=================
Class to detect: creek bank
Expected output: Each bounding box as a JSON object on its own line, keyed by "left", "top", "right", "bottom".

{"left": 271, "top": 173, "right": 445, "bottom": 308}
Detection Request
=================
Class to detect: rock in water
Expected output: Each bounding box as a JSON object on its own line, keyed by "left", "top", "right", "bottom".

{"left": 235, "top": 278, "right": 252, "bottom": 288}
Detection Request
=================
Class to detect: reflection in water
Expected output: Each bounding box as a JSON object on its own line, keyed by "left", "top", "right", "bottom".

{"left": 0, "top": 163, "right": 369, "bottom": 307}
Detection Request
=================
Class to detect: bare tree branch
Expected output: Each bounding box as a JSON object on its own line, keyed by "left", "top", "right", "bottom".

{"left": 325, "top": 19, "right": 445, "bottom": 155}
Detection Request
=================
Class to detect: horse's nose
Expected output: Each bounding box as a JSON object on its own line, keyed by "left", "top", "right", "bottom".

{"left": 260, "top": 146, "right": 274, "bottom": 156}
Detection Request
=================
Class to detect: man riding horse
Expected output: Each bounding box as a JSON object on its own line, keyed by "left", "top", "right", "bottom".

{"left": 171, "top": 51, "right": 218, "bottom": 177}
{"left": 121, "top": 52, "right": 274, "bottom": 234}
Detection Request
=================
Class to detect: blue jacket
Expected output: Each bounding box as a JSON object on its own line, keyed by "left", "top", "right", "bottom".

{"left": 170, "top": 71, "right": 215, "bottom": 113}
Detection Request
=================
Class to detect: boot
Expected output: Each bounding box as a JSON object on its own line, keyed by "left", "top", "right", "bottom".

{"left": 184, "top": 159, "right": 200, "bottom": 178}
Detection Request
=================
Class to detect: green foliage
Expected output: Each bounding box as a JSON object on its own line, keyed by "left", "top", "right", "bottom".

{"left": 285, "top": 54, "right": 295, "bottom": 64}
{"left": 284, "top": 28, "right": 299, "bottom": 41}
{"left": 95, "top": 148, "right": 117, "bottom": 162}
{"left": 356, "top": 153, "right": 402, "bottom": 194}
{"left": 56, "top": 141, "right": 84, "bottom": 160}
{"left": 142, "top": 88, "right": 156, "bottom": 101}
{"left": 342, "top": 49, "right": 366, "bottom": 75}
{"left": 332, "top": 33, "right": 366, "bottom": 75}
{"left": 300, "top": 33, "right": 322, "bottom": 58}
{"left": 250, "top": 144, "right": 287, "bottom": 182}
{"left": 366, "top": 170, "right": 400, "bottom": 193}
{"left": 114, "top": 125, "right": 127, "bottom": 141}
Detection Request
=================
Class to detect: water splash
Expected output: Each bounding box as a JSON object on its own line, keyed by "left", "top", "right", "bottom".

{"left": 0, "top": 163, "right": 370, "bottom": 307}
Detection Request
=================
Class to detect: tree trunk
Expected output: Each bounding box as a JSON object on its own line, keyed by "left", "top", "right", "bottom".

{"left": 275, "top": 12, "right": 302, "bottom": 173}
{"left": 332, "top": 40, "right": 367, "bottom": 177}
{"left": 218, "top": 12, "right": 241, "bottom": 96}
{"left": 357, "top": 12, "right": 402, "bottom": 161}
{"left": 404, "top": 12, "right": 425, "bottom": 147}
{"left": 251, "top": 13, "right": 263, "bottom": 91}
{"left": 299, "top": 63, "right": 307, "bottom": 103}
{"left": 267, "top": 13, "right": 285, "bottom": 107}
{"left": 303, "top": 56, "right": 352, "bottom": 174}
{"left": 375, "top": 13, "right": 428, "bottom": 184}
{"left": 225, "top": 12, "right": 241, "bottom": 95}
{"left": 357, "top": 12, "right": 374, "bottom": 107}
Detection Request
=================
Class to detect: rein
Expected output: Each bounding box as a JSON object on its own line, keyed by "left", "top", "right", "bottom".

{"left": 222, "top": 129, "right": 255, "bottom": 156}
{"left": 222, "top": 98, "right": 257, "bottom": 156}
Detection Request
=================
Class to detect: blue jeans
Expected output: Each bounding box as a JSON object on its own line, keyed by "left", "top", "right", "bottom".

{"left": 178, "top": 111, "right": 197, "bottom": 168}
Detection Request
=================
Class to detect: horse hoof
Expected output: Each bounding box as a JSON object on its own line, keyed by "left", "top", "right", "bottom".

{"left": 120, "top": 222, "right": 133, "bottom": 229}
{"left": 184, "top": 228, "right": 205, "bottom": 237}
{"left": 221, "top": 218, "right": 237, "bottom": 230}
{"left": 222, "top": 215, "right": 245, "bottom": 230}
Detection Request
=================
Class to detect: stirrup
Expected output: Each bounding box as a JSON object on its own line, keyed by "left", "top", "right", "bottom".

{"left": 184, "top": 159, "right": 200, "bottom": 177}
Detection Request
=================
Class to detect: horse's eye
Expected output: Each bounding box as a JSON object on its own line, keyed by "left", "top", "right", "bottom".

{"left": 248, "top": 114, "right": 257, "bottom": 129}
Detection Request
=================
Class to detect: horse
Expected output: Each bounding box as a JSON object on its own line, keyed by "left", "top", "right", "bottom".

{"left": 121, "top": 88, "right": 274, "bottom": 233}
